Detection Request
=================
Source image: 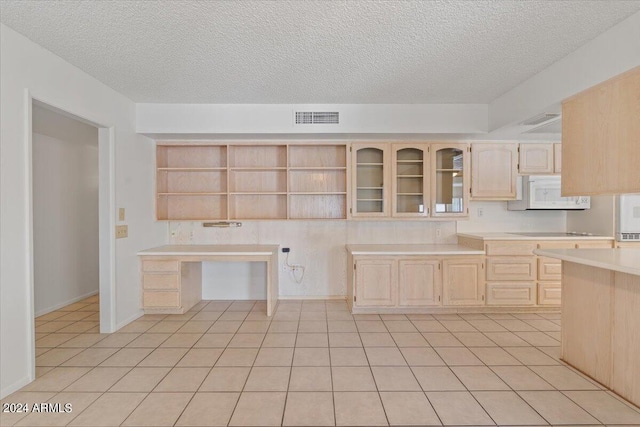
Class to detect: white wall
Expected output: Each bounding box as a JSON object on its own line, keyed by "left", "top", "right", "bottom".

{"left": 0, "top": 24, "right": 166, "bottom": 398}
{"left": 566, "top": 195, "right": 616, "bottom": 237}
{"left": 32, "top": 105, "right": 99, "bottom": 315}
{"left": 458, "top": 201, "right": 567, "bottom": 233}
{"left": 169, "top": 220, "right": 457, "bottom": 297}
{"left": 137, "top": 103, "right": 488, "bottom": 135}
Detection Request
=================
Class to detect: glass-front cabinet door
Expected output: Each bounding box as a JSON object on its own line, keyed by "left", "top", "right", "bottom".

{"left": 431, "top": 143, "right": 470, "bottom": 217}
{"left": 351, "top": 143, "right": 389, "bottom": 217}
{"left": 392, "top": 144, "right": 430, "bottom": 217}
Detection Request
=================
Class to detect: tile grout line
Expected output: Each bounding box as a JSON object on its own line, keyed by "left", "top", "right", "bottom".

{"left": 279, "top": 300, "right": 302, "bottom": 427}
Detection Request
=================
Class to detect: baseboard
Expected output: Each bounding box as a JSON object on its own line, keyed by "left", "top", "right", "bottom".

{"left": 115, "top": 310, "right": 144, "bottom": 331}
{"left": 278, "top": 295, "right": 347, "bottom": 301}
{"left": 0, "top": 375, "right": 33, "bottom": 400}
{"left": 34, "top": 290, "right": 99, "bottom": 317}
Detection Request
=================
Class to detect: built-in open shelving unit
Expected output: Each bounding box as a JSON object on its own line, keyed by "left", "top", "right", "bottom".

{"left": 156, "top": 143, "right": 347, "bottom": 221}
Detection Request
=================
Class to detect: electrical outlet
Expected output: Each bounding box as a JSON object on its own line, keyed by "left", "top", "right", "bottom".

{"left": 435, "top": 228, "right": 441, "bottom": 238}
{"left": 115, "top": 225, "right": 128, "bottom": 239}
{"left": 118, "top": 208, "right": 125, "bottom": 221}
{"left": 477, "top": 207, "right": 484, "bottom": 217}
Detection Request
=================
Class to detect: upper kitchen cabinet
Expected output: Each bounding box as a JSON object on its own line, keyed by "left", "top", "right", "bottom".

{"left": 562, "top": 66, "right": 640, "bottom": 196}
{"left": 554, "top": 143, "right": 562, "bottom": 174}
{"left": 518, "top": 143, "right": 555, "bottom": 174}
{"left": 470, "top": 143, "right": 518, "bottom": 200}
{"left": 391, "top": 144, "right": 430, "bottom": 217}
{"left": 351, "top": 143, "right": 390, "bottom": 218}
{"left": 431, "top": 143, "right": 470, "bottom": 217}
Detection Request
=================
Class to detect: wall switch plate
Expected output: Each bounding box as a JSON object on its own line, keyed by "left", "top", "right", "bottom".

{"left": 119, "top": 208, "right": 125, "bottom": 221}
{"left": 115, "top": 225, "right": 128, "bottom": 239}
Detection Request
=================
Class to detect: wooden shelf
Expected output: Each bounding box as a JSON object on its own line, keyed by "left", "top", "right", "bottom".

{"left": 156, "top": 143, "right": 347, "bottom": 220}
{"left": 397, "top": 193, "right": 423, "bottom": 196}
{"left": 357, "top": 198, "right": 384, "bottom": 202}
{"left": 357, "top": 187, "right": 383, "bottom": 190}
{"left": 158, "top": 192, "right": 226, "bottom": 196}
{"left": 289, "top": 167, "right": 346, "bottom": 171}
{"left": 290, "top": 192, "right": 346, "bottom": 195}
{"left": 436, "top": 169, "right": 462, "bottom": 172}
{"left": 289, "top": 145, "right": 347, "bottom": 168}
{"left": 230, "top": 167, "right": 287, "bottom": 171}
{"left": 158, "top": 167, "right": 227, "bottom": 171}
{"left": 396, "top": 160, "right": 423, "bottom": 163}
{"left": 357, "top": 163, "right": 384, "bottom": 166}
{"left": 229, "top": 192, "right": 287, "bottom": 195}
{"left": 397, "top": 175, "right": 423, "bottom": 178}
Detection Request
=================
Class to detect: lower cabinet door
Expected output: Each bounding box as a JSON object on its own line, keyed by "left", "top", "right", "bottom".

{"left": 355, "top": 259, "right": 397, "bottom": 307}
{"left": 442, "top": 258, "right": 485, "bottom": 306}
{"left": 486, "top": 282, "right": 536, "bottom": 305}
{"left": 538, "top": 282, "right": 561, "bottom": 305}
{"left": 398, "top": 259, "right": 441, "bottom": 306}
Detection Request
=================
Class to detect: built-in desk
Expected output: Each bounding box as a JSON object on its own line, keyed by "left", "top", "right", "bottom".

{"left": 137, "top": 245, "right": 279, "bottom": 316}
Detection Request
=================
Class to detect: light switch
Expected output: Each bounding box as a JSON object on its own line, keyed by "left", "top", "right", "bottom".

{"left": 115, "top": 225, "right": 128, "bottom": 239}
{"left": 119, "top": 208, "right": 125, "bottom": 221}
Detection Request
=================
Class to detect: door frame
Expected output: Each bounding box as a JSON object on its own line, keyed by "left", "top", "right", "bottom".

{"left": 25, "top": 90, "right": 116, "bottom": 380}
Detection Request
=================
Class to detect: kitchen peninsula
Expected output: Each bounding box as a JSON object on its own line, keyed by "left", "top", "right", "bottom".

{"left": 534, "top": 248, "right": 640, "bottom": 407}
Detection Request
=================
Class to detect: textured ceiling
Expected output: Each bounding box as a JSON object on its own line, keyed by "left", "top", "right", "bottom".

{"left": 1, "top": 1, "right": 639, "bottom": 104}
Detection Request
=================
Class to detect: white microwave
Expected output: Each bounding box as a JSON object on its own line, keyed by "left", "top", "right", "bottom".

{"left": 507, "top": 176, "right": 591, "bottom": 211}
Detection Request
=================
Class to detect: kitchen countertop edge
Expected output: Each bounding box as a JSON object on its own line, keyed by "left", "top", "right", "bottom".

{"left": 458, "top": 232, "right": 615, "bottom": 241}
{"left": 534, "top": 248, "right": 640, "bottom": 276}
{"left": 346, "top": 244, "right": 485, "bottom": 256}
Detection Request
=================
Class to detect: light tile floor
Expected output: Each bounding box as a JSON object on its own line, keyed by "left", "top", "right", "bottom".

{"left": 2, "top": 296, "right": 640, "bottom": 426}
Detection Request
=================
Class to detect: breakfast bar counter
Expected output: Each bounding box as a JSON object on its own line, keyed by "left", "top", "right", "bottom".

{"left": 535, "top": 248, "right": 640, "bottom": 407}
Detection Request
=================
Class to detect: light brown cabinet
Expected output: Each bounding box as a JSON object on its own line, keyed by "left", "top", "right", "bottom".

{"left": 391, "top": 144, "right": 430, "bottom": 217}
{"left": 354, "top": 258, "right": 397, "bottom": 307}
{"left": 460, "top": 236, "right": 614, "bottom": 307}
{"left": 351, "top": 143, "right": 390, "bottom": 218}
{"left": 562, "top": 66, "right": 640, "bottom": 196}
{"left": 442, "top": 258, "right": 484, "bottom": 306}
{"left": 553, "top": 143, "right": 562, "bottom": 174}
{"left": 518, "top": 143, "right": 555, "bottom": 174}
{"left": 140, "top": 257, "right": 202, "bottom": 314}
{"left": 351, "top": 142, "right": 469, "bottom": 219}
{"left": 348, "top": 250, "right": 484, "bottom": 311}
{"left": 156, "top": 143, "right": 347, "bottom": 220}
{"left": 398, "top": 259, "right": 441, "bottom": 306}
{"left": 431, "top": 143, "right": 470, "bottom": 217}
{"left": 470, "top": 143, "right": 518, "bottom": 200}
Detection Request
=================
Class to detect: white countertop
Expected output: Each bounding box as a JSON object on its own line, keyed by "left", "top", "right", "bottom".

{"left": 534, "top": 248, "right": 640, "bottom": 276}
{"left": 138, "top": 245, "right": 279, "bottom": 256}
{"left": 346, "top": 244, "right": 485, "bottom": 255}
{"left": 458, "top": 232, "right": 614, "bottom": 241}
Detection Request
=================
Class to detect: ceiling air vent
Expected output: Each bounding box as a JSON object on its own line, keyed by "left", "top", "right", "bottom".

{"left": 520, "top": 113, "right": 560, "bottom": 126}
{"left": 295, "top": 111, "right": 339, "bottom": 125}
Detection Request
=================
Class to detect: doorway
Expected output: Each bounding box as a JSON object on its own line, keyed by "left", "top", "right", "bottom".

{"left": 27, "top": 97, "right": 116, "bottom": 379}
{"left": 32, "top": 104, "right": 100, "bottom": 317}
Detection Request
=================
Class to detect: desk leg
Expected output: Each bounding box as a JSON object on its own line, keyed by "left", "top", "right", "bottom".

{"left": 267, "top": 253, "right": 279, "bottom": 316}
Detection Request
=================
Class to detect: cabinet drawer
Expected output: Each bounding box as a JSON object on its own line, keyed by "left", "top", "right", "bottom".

{"left": 538, "top": 283, "right": 561, "bottom": 305}
{"left": 143, "top": 291, "right": 180, "bottom": 307}
{"left": 575, "top": 241, "right": 613, "bottom": 249}
{"left": 487, "top": 282, "right": 536, "bottom": 306}
{"left": 536, "top": 241, "right": 576, "bottom": 249}
{"left": 485, "top": 241, "right": 536, "bottom": 256}
{"left": 142, "top": 260, "right": 179, "bottom": 272}
{"left": 538, "top": 257, "right": 562, "bottom": 281}
{"left": 143, "top": 274, "right": 179, "bottom": 290}
{"left": 486, "top": 257, "right": 536, "bottom": 281}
